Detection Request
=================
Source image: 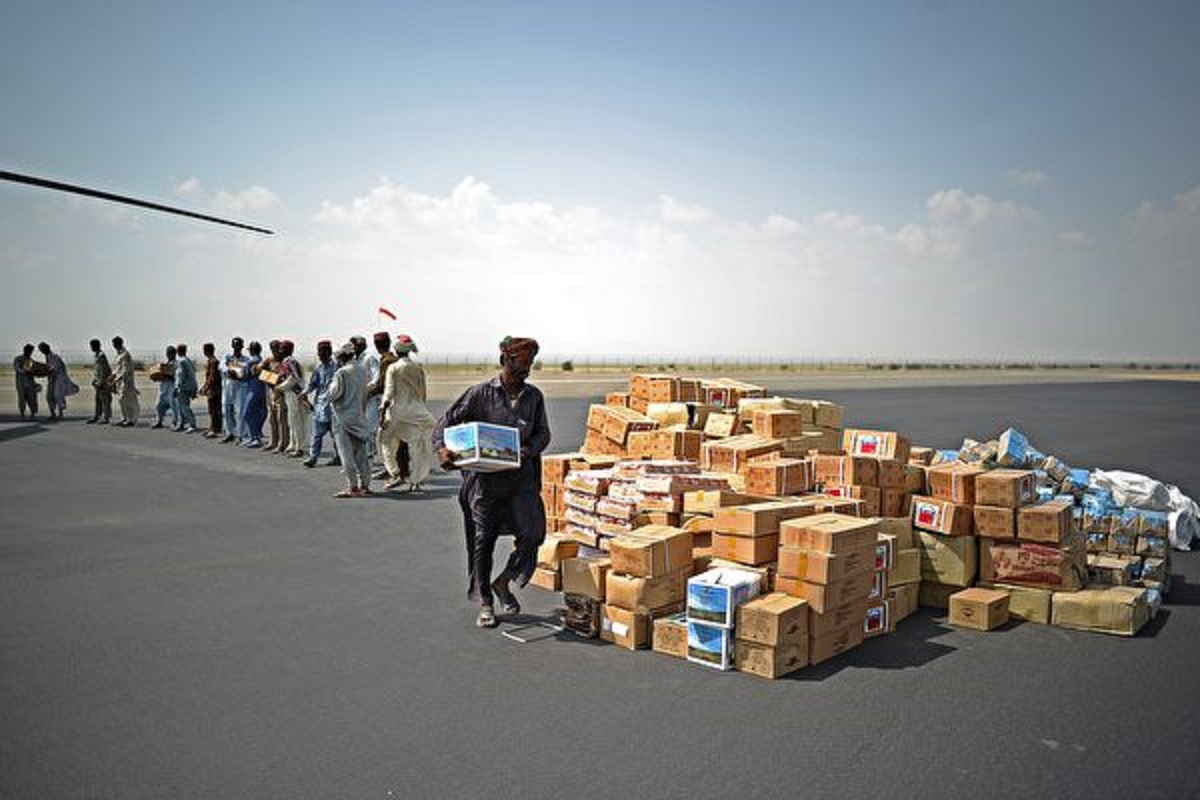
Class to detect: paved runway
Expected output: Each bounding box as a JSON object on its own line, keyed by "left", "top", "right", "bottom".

{"left": 2, "top": 380, "right": 1198, "bottom": 799}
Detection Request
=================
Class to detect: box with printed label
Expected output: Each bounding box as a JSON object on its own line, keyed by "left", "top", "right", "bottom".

{"left": 842, "top": 428, "right": 911, "bottom": 462}
{"left": 981, "top": 539, "right": 1087, "bottom": 591}
{"left": 875, "top": 533, "right": 896, "bottom": 570}
{"left": 745, "top": 458, "right": 813, "bottom": 496}
{"left": 735, "top": 639, "right": 809, "bottom": 679}
{"left": 442, "top": 422, "right": 520, "bottom": 472}
{"left": 601, "top": 604, "right": 652, "bottom": 650}
{"left": 779, "top": 513, "right": 879, "bottom": 554}
{"left": 974, "top": 505, "right": 1017, "bottom": 539}
{"left": 560, "top": 557, "right": 611, "bottom": 600}
{"left": 975, "top": 469, "right": 1036, "bottom": 508}
{"left": 915, "top": 531, "right": 978, "bottom": 587}
{"left": 702, "top": 434, "right": 785, "bottom": 474}
{"left": 949, "top": 588, "right": 1010, "bottom": 631}
{"left": 686, "top": 566, "right": 763, "bottom": 627}
{"left": 880, "top": 488, "right": 908, "bottom": 518}
{"left": 876, "top": 459, "right": 906, "bottom": 488}
{"left": 751, "top": 409, "right": 807, "bottom": 439}
{"left": 927, "top": 463, "right": 985, "bottom": 505}
{"left": 608, "top": 526, "right": 693, "bottom": 578}
{"left": 736, "top": 592, "right": 809, "bottom": 646}
{"left": 822, "top": 484, "right": 881, "bottom": 517}
{"left": 874, "top": 516, "right": 915, "bottom": 549}
{"left": 651, "top": 613, "right": 689, "bottom": 658}
{"left": 812, "top": 454, "right": 880, "bottom": 487}
{"left": 911, "top": 496, "right": 974, "bottom": 537}
{"left": 1017, "top": 500, "right": 1074, "bottom": 545}
{"left": 541, "top": 453, "right": 581, "bottom": 485}
{"left": 809, "top": 622, "right": 864, "bottom": 665}
{"left": 777, "top": 544, "right": 874, "bottom": 584}
{"left": 868, "top": 569, "right": 888, "bottom": 601}
{"left": 687, "top": 619, "right": 736, "bottom": 670}
{"left": 807, "top": 597, "right": 870, "bottom": 638}
{"left": 864, "top": 598, "right": 895, "bottom": 638}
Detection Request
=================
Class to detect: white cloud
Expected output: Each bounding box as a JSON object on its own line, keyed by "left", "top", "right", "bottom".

{"left": 173, "top": 176, "right": 282, "bottom": 214}
{"left": 657, "top": 194, "right": 713, "bottom": 224}
{"left": 1009, "top": 168, "right": 1050, "bottom": 187}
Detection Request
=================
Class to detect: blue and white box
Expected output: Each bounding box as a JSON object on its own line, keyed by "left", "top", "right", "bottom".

{"left": 443, "top": 422, "right": 521, "bottom": 472}
{"left": 996, "top": 427, "right": 1029, "bottom": 467}
{"left": 686, "top": 619, "right": 736, "bottom": 671}
{"left": 686, "top": 566, "right": 762, "bottom": 628}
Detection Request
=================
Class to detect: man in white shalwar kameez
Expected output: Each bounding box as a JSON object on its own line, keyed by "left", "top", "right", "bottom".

{"left": 111, "top": 337, "right": 140, "bottom": 426}
{"left": 379, "top": 335, "right": 436, "bottom": 492}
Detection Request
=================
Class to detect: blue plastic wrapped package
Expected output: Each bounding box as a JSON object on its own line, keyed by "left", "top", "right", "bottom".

{"left": 1136, "top": 534, "right": 1168, "bottom": 558}
{"left": 1109, "top": 532, "right": 1137, "bottom": 555}
{"left": 1086, "top": 532, "right": 1109, "bottom": 553}
{"left": 1136, "top": 510, "right": 1170, "bottom": 537}
{"left": 1082, "top": 492, "right": 1112, "bottom": 532}
{"left": 1112, "top": 509, "right": 1141, "bottom": 537}
{"left": 1069, "top": 468, "right": 1091, "bottom": 487}
{"left": 996, "top": 428, "right": 1029, "bottom": 467}
{"left": 1036, "top": 486, "right": 1056, "bottom": 502}
{"left": 934, "top": 449, "right": 960, "bottom": 465}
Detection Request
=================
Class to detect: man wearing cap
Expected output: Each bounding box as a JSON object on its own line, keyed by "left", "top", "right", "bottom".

{"left": 86, "top": 338, "right": 113, "bottom": 424}
{"left": 199, "top": 342, "right": 223, "bottom": 438}
{"left": 39, "top": 342, "right": 78, "bottom": 420}
{"left": 434, "top": 336, "right": 551, "bottom": 628}
{"left": 111, "top": 337, "right": 139, "bottom": 426}
{"left": 379, "top": 334, "right": 436, "bottom": 491}
{"left": 221, "top": 337, "right": 248, "bottom": 443}
{"left": 329, "top": 343, "right": 371, "bottom": 497}
{"left": 173, "top": 343, "right": 199, "bottom": 433}
{"left": 278, "top": 340, "right": 309, "bottom": 457}
{"left": 302, "top": 340, "right": 340, "bottom": 468}
{"left": 262, "top": 340, "right": 289, "bottom": 453}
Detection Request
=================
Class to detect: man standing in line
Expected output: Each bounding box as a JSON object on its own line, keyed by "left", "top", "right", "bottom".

{"left": 367, "top": 331, "right": 397, "bottom": 480}
{"left": 173, "top": 343, "right": 198, "bottom": 433}
{"left": 434, "top": 336, "right": 551, "bottom": 628}
{"left": 262, "top": 340, "right": 286, "bottom": 453}
{"left": 240, "top": 341, "right": 268, "bottom": 448}
{"left": 379, "top": 335, "right": 435, "bottom": 492}
{"left": 221, "top": 337, "right": 248, "bottom": 443}
{"left": 87, "top": 338, "right": 113, "bottom": 425}
{"left": 279, "top": 340, "right": 309, "bottom": 458}
{"left": 151, "top": 345, "right": 178, "bottom": 429}
{"left": 199, "top": 342, "right": 223, "bottom": 438}
{"left": 13, "top": 344, "right": 41, "bottom": 419}
{"left": 39, "top": 341, "right": 78, "bottom": 420}
{"left": 111, "top": 336, "right": 139, "bottom": 426}
{"left": 329, "top": 343, "right": 371, "bottom": 497}
{"left": 302, "top": 340, "right": 340, "bottom": 468}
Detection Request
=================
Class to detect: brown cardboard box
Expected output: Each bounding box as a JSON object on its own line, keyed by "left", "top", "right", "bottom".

{"left": 877, "top": 458, "right": 906, "bottom": 489}
{"left": 809, "top": 622, "right": 864, "bottom": 665}
{"left": 778, "top": 570, "right": 874, "bottom": 613}
{"left": 651, "top": 613, "right": 688, "bottom": 658}
{"left": 1051, "top": 586, "right": 1150, "bottom": 636}
{"left": 745, "top": 458, "right": 813, "bottom": 496}
{"left": 812, "top": 454, "right": 880, "bottom": 487}
{"left": 605, "top": 391, "right": 630, "bottom": 408}
{"left": 915, "top": 531, "right": 978, "bottom": 587}
{"left": 974, "top": 505, "right": 1017, "bottom": 539}
{"left": 864, "top": 598, "right": 894, "bottom": 638}
{"left": 919, "top": 581, "right": 960, "bottom": 610}
{"left": 703, "top": 412, "right": 741, "bottom": 439}
{"left": 537, "top": 534, "right": 580, "bottom": 569}
{"left": 606, "top": 569, "right": 690, "bottom": 612}
{"left": 736, "top": 592, "right": 809, "bottom": 645}
{"left": 979, "top": 581, "right": 1052, "bottom": 624}
{"left": 889, "top": 583, "right": 919, "bottom": 622}
{"left": 777, "top": 544, "right": 875, "bottom": 584}
{"left": 714, "top": 500, "right": 814, "bottom": 536}
{"left": 875, "top": 533, "right": 896, "bottom": 570}
{"left": 561, "top": 557, "right": 612, "bottom": 600}
{"left": 779, "top": 513, "right": 880, "bottom": 554}
{"left": 540, "top": 483, "right": 558, "bottom": 515}
{"left": 629, "top": 373, "right": 679, "bottom": 403}
{"left": 842, "top": 428, "right": 911, "bottom": 462}
{"left": 880, "top": 488, "right": 908, "bottom": 518}
{"left": 751, "top": 409, "right": 807, "bottom": 439}
{"left": 981, "top": 538, "right": 1087, "bottom": 590}
{"left": 949, "top": 588, "right": 1010, "bottom": 631}
{"left": 822, "top": 484, "right": 881, "bottom": 517}
{"left": 735, "top": 639, "right": 809, "bottom": 679}
{"left": 975, "top": 469, "right": 1036, "bottom": 508}
{"left": 1017, "top": 500, "right": 1075, "bottom": 545}
{"left": 530, "top": 567, "right": 561, "bottom": 591}
{"left": 904, "top": 464, "right": 928, "bottom": 495}
{"left": 601, "top": 406, "right": 658, "bottom": 446}
{"left": 887, "top": 547, "right": 921, "bottom": 586}
{"left": 874, "top": 516, "right": 915, "bottom": 549}
{"left": 712, "top": 532, "right": 780, "bottom": 566}
{"left": 541, "top": 453, "right": 580, "bottom": 486}
{"left": 927, "top": 463, "right": 985, "bottom": 505}
{"left": 911, "top": 496, "right": 974, "bottom": 537}
{"left": 608, "top": 526, "right": 692, "bottom": 578}
{"left": 807, "top": 597, "right": 870, "bottom": 638}
{"left": 1088, "top": 553, "right": 1140, "bottom": 586}
{"left": 683, "top": 490, "right": 764, "bottom": 514}
{"left": 703, "top": 434, "right": 785, "bottom": 474}
{"left": 601, "top": 604, "right": 652, "bottom": 649}
{"left": 909, "top": 446, "right": 935, "bottom": 465}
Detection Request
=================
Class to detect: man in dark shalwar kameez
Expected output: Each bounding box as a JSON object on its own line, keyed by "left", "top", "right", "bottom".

{"left": 434, "top": 336, "right": 551, "bottom": 629}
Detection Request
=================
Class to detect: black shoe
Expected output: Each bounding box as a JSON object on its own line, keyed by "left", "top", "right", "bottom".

{"left": 302, "top": 458, "right": 316, "bottom": 468}
{"left": 98, "top": 419, "right": 109, "bottom": 425}
{"left": 327, "top": 457, "right": 342, "bottom": 467}
{"left": 491, "top": 578, "right": 520, "bottom": 615}
{"left": 151, "top": 422, "right": 164, "bottom": 429}
{"left": 85, "top": 418, "right": 98, "bottom": 424}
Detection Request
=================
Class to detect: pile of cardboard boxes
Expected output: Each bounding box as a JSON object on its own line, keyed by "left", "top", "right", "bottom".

{"left": 529, "top": 375, "right": 1164, "bottom": 681}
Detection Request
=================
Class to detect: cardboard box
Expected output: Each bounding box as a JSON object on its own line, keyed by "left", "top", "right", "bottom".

{"left": 601, "top": 406, "right": 658, "bottom": 446}
{"left": 442, "top": 422, "right": 520, "bottom": 472}
{"left": 949, "top": 588, "right": 1010, "bottom": 631}
{"left": 812, "top": 454, "right": 880, "bottom": 487}
{"left": 874, "top": 516, "right": 915, "bottom": 549}
{"left": 909, "top": 446, "right": 935, "bottom": 465}
{"left": 703, "top": 412, "right": 741, "bottom": 439}
{"left": 541, "top": 453, "right": 581, "bottom": 486}
{"left": 809, "top": 622, "right": 864, "bottom": 665}
{"left": 712, "top": 532, "right": 779, "bottom": 566}
{"left": 601, "top": 604, "right": 652, "bottom": 650}
{"left": 562, "top": 592, "right": 602, "bottom": 638}
{"left": 751, "top": 409, "right": 807, "bottom": 439}
{"left": 537, "top": 534, "right": 580, "bottom": 569}
{"left": 868, "top": 569, "right": 888, "bottom": 601}
{"left": 876, "top": 458, "right": 906, "bottom": 489}
{"left": 887, "top": 548, "right": 920, "bottom": 586}
{"left": 842, "top": 428, "right": 911, "bottom": 462}
{"left": 683, "top": 490, "right": 764, "bottom": 514}
{"left": 605, "top": 391, "right": 630, "bottom": 408}
{"left": 529, "top": 567, "right": 561, "bottom": 591}
{"left": 686, "top": 566, "right": 763, "bottom": 627}
{"left": 1051, "top": 586, "right": 1150, "bottom": 636}
{"left": 981, "top": 539, "right": 1087, "bottom": 591}
{"left": 904, "top": 464, "right": 928, "bottom": 495}
{"left": 703, "top": 434, "right": 785, "bottom": 474}
{"left": 777, "top": 543, "right": 875, "bottom": 584}
{"left": 629, "top": 373, "right": 680, "bottom": 403}
{"left": 927, "top": 464, "right": 985, "bottom": 505}
{"left": 686, "top": 619, "right": 736, "bottom": 670}
{"left": 561, "top": 557, "right": 611, "bottom": 600}
{"left": 915, "top": 531, "right": 978, "bottom": 587}
{"left": 745, "top": 458, "right": 813, "bottom": 496}
{"left": 779, "top": 513, "right": 879, "bottom": 554}
{"left": 911, "top": 496, "right": 974, "bottom": 537}
{"left": 608, "top": 526, "right": 693, "bottom": 578}
{"left": 651, "top": 613, "right": 689, "bottom": 658}
{"left": 735, "top": 639, "right": 809, "bottom": 679}
{"left": 628, "top": 428, "right": 703, "bottom": 461}
{"left": 822, "top": 484, "right": 881, "bottom": 517}
{"left": 979, "top": 581, "right": 1052, "bottom": 624}
{"left": 974, "top": 505, "right": 1017, "bottom": 540}
{"left": 918, "top": 581, "right": 959, "bottom": 610}
{"left": 807, "top": 598, "right": 870, "bottom": 638}
{"left": 714, "top": 501, "right": 814, "bottom": 537}
{"left": 735, "top": 592, "right": 808, "bottom": 646}
{"left": 777, "top": 570, "right": 874, "bottom": 614}
{"left": 864, "top": 598, "right": 894, "bottom": 638}
{"left": 880, "top": 488, "right": 908, "bottom": 518}
{"left": 975, "top": 469, "right": 1036, "bottom": 508}
{"left": 875, "top": 533, "right": 896, "bottom": 571}
{"left": 889, "top": 583, "right": 919, "bottom": 622}
{"left": 1087, "top": 554, "right": 1140, "bottom": 586}
{"left": 1018, "top": 500, "right": 1075, "bottom": 545}
{"left": 606, "top": 569, "right": 690, "bottom": 613}
{"left": 1107, "top": 533, "right": 1138, "bottom": 556}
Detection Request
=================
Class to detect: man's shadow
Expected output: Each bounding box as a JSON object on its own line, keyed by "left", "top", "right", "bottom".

{"left": 0, "top": 416, "right": 49, "bottom": 444}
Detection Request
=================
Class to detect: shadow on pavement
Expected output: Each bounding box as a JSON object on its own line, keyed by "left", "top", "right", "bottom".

{"left": 1165, "top": 573, "right": 1199, "bottom": 607}
{"left": 789, "top": 610, "right": 957, "bottom": 680}
{"left": 0, "top": 421, "right": 49, "bottom": 444}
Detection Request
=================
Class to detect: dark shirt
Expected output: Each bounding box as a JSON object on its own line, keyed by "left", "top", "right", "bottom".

{"left": 434, "top": 375, "right": 552, "bottom": 498}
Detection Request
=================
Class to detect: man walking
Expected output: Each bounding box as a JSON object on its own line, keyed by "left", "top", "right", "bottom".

{"left": 329, "top": 343, "right": 371, "bottom": 497}
{"left": 151, "top": 345, "right": 178, "bottom": 429}
{"left": 13, "top": 344, "right": 41, "bottom": 419}
{"left": 302, "top": 340, "right": 339, "bottom": 468}
{"left": 434, "top": 336, "right": 551, "bottom": 628}
{"left": 380, "top": 335, "right": 436, "bottom": 492}
{"left": 111, "top": 337, "right": 139, "bottom": 426}
{"left": 87, "top": 338, "right": 113, "bottom": 424}
{"left": 199, "top": 342, "right": 223, "bottom": 438}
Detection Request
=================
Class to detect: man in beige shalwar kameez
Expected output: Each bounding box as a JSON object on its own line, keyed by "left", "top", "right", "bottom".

{"left": 379, "top": 335, "right": 436, "bottom": 492}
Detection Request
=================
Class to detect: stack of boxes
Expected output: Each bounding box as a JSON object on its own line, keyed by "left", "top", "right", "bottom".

{"left": 601, "top": 526, "right": 693, "bottom": 649}
{"left": 684, "top": 566, "right": 763, "bottom": 670}
{"left": 712, "top": 499, "right": 815, "bottom": 568}
{"left": 911, "top": 461, "right": 984, "bottom": 610}
{"left": 734, "top": 593, "right": 810, "bottom": 679}
{"left": 1081, "top": 493, "right": 1171, "bottom": 594}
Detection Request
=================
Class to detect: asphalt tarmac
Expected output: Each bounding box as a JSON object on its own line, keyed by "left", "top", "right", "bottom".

{"left": 2, "top": 380, "right": 1198, "bottom": 799}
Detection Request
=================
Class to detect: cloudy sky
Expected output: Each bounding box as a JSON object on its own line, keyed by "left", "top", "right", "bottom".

{"left": 2, "top": 1, "right": 1198, "bottom": 361}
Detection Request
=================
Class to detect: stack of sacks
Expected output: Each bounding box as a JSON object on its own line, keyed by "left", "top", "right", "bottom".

{"left": 776, "top": 513, "right": 879, "bottom": 665}
{"left": 583, "top": 403, "right": 658, "bottom": 457}
{"left": 561, "top": 468, "right": 613, "bottom": 548}
{"left": 601, "top": 526, "right": 693, "bottom": 649}
{"left": 734, "top": 593, "right": 810, "bottom": 679}
{"left": 685, "top": 565, "right": 763, "bottom": 670}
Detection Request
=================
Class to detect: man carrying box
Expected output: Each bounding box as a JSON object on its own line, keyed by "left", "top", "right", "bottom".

{"left": 435, "top": 336, "right": 552, "bottom": 629}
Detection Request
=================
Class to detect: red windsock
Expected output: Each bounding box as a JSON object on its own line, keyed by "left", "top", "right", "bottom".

{"left": 378, "top": 306, "right": 397, "bottom": 320}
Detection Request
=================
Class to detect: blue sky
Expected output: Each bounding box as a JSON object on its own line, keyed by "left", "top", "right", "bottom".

{"left": 3, "top": 1, "right": 1199, "bottom": 359}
